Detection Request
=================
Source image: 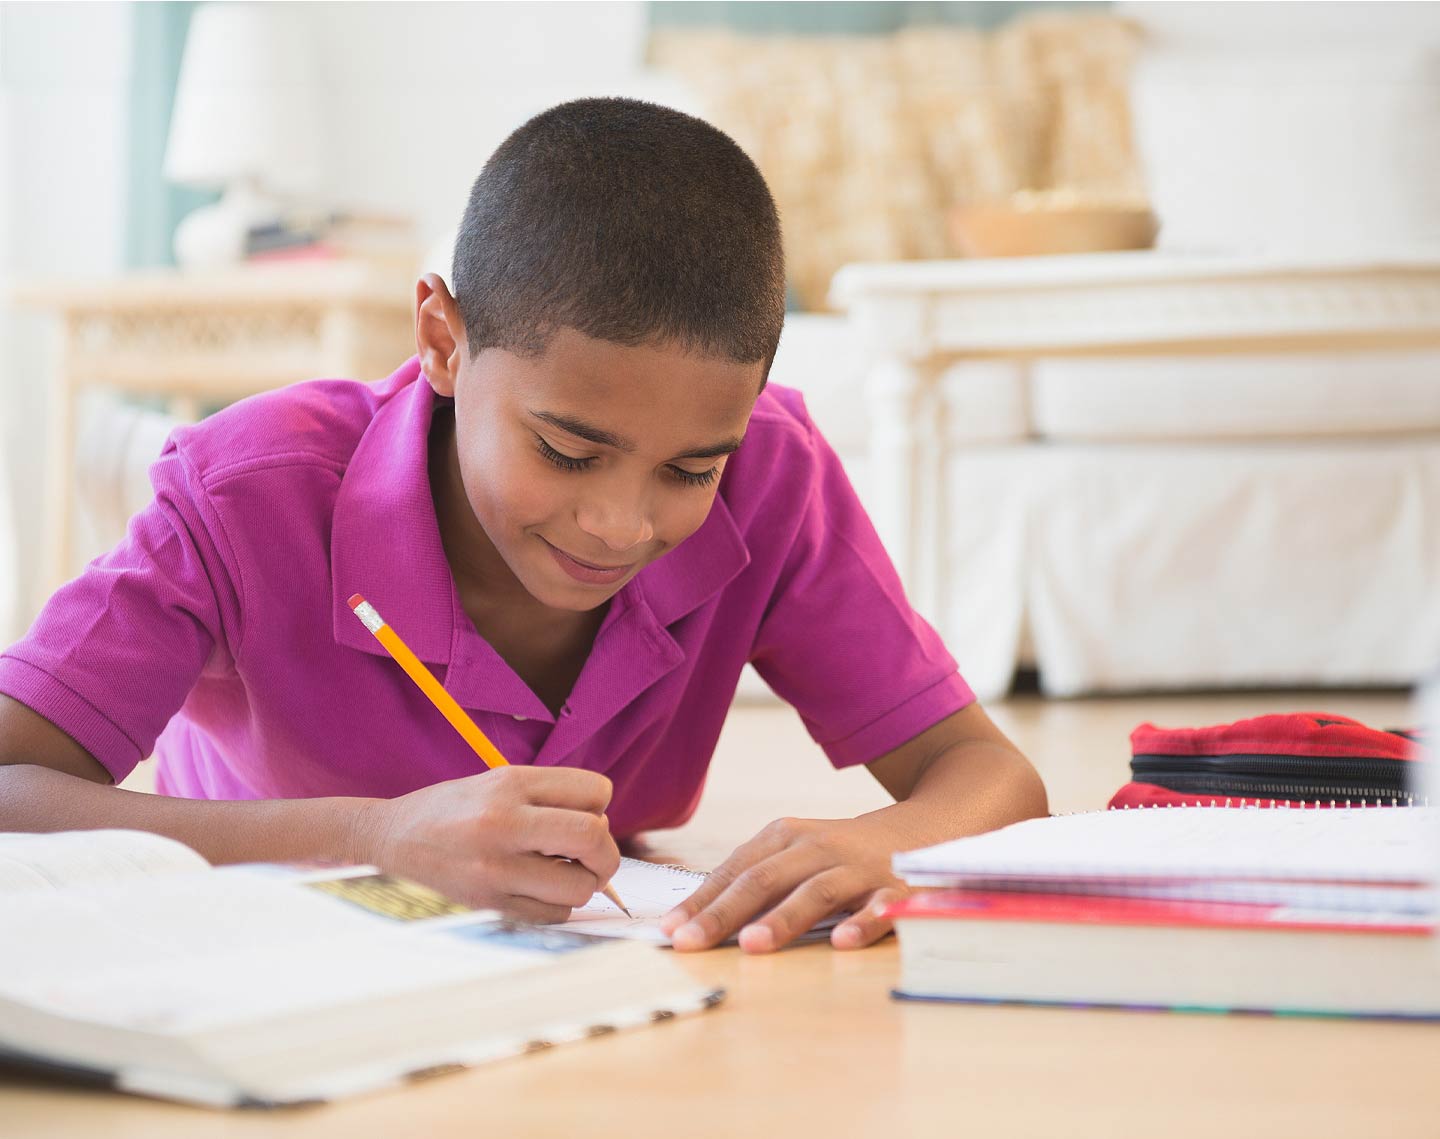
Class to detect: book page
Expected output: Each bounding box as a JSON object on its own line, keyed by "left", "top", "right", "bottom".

{"left": 0, "top": 830, "right": 209, "bottom": 895}
{"left": 894, "top": 806, "right": 1438, "bottom": 885}
{"left": 0, "top": 871, "right": 557, "bottom": 1034}
{"left": 556, "top": 857, "right": 841, "bottom": 945}
{"left": 956, "top": 876, "right": 1437, "bottom": 915}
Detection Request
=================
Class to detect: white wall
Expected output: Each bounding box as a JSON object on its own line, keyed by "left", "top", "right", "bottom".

{"left": 291, "top": 1, "right": 681, "bottom": 255}
{"left": 0, "top": 1, "right": 133, "bottom": 641}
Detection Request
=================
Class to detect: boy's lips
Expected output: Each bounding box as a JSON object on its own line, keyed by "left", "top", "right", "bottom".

{"left": 540, "top": 537, "right": 635, "bottom": 585}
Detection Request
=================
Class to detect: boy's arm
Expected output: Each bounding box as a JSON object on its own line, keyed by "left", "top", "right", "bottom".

{"left": 659, "top": 702, "right": 1047, "bottom": 953}
{"left": 0, "top": 695, "right": 621, "bottom": 921}
{"left": 0, "top": 693, "right": 376, "bottom": 865}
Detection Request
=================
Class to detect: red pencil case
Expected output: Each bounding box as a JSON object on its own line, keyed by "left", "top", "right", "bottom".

{"left": 1107, "top": 712, "right": 1423, "bottom": 810}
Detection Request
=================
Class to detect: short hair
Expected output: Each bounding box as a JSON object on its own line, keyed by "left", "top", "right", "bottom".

{"left": 452, "top": 97, "right": 785, "bottom": 371}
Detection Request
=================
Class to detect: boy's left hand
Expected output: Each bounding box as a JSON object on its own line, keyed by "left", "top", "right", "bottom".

{"left": 657, "top": 813, "right": 913, "bottom": 953}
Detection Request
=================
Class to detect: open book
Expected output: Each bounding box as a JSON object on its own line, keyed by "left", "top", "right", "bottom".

{"left": 0, "top": 830, "right": 723, "bottom": 1108}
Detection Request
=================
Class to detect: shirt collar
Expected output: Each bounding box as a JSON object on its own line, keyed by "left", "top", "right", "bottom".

{"left": 331, "top": 359, "right": 456, "bottom": 662}
{"left": 331, "top": 358, "right": 752, "bottom": 667}
{"left": 628, "top": 471, "right": 751, "bottom": 625}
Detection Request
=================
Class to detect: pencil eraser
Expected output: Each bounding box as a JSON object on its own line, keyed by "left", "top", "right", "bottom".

{"left": 347, "top": 593, "right": 365, "bottom": 610}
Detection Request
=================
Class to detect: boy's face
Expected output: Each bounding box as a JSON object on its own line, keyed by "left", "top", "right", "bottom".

{"left": 439, "top": 324, "right": 765, "bottom": 613}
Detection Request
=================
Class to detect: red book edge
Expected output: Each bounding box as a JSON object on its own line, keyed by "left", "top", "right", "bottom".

{"left": 885, "top": 890, "right": 1433, "bottom": 937}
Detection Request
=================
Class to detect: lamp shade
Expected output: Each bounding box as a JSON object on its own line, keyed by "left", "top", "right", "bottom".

{"left": 163, "top": 2, "right": 323, "bottom": 195}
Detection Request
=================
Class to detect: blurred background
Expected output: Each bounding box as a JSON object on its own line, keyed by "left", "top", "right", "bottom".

{"left": 2, "top": 0, "right": 1439, "bottom": 709}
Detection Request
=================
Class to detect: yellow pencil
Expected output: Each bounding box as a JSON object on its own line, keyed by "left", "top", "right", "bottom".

{"left": 347, "top": 593, "right": 630, "bottom": 917}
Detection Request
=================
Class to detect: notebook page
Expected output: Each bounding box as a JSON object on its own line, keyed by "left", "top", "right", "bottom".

{"left": 894, "top": 806, "right": 1438, "bottom": 885}
{"left": 557, "top": 857, "right": 841, "bottom": 945}
{"left": 0, "top": 830, "right": 209, "bottom": 895}
{"left": 557, "top": 858, "right": 710, "bottom": 944}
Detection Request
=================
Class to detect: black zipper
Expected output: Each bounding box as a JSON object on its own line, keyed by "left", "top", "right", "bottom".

{"left": 1131, "top": 772, "right": 1415, "bottom": 803}
{"left": 1131, "top": 752, "right": 1413, "bottom": 799}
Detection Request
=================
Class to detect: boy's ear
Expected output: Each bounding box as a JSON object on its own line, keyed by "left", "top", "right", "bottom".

{"left": 414, "top": 273, "right": 466, "bottom": 398}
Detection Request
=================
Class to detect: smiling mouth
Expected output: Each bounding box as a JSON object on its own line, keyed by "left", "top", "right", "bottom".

{"left": 541, "top": 538, "right": 635, "bottom": 572}
{"left": 538, "top": 538, "right": 633, "bottom": 584}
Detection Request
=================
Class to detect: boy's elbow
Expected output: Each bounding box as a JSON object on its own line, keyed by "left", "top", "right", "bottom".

{"left": 1014, "top": 757, "right": 1050, "bottom": 821}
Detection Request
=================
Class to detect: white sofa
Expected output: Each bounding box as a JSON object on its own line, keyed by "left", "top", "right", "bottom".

{"left": 763, "top": 310, "right": 1440, "bottom": 702}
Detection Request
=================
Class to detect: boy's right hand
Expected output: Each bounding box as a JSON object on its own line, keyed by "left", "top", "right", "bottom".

{"left": 352, "top": 766, "right": 620, "bottom": 924}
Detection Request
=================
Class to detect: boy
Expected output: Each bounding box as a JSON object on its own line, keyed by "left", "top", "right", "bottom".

{"left": 0, "top": 99, "right": 1045, "bottom": 953}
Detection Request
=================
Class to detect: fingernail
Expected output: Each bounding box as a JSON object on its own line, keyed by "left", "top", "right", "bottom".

{"left": 740, "top": 925, "right": 775, "bottom": 953}
{"left": 672, "top": 922, "right": 705, "bottom": 950}
{"left": 834, "top": 923, "right": 864, "bottom": 948}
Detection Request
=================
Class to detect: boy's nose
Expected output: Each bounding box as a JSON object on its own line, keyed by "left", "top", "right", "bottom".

{"left": 575, "top": 496, "right": 655, "bottom": 553}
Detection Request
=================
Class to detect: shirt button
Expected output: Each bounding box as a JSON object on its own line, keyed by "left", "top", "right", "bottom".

{"left": 561, "top": 704, "right": 573, "bottom": 717}
{"left": 512, "top": 714, "right": 527, "bottom": 722}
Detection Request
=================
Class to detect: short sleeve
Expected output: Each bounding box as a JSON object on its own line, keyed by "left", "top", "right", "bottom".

{"left": 0, "top": 446, "right": 242, "bottom": 784}
{"left": 747, "top": 413, "right": 974, "bottom": 768}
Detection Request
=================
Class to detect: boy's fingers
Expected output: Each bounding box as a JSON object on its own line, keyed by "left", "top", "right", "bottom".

{"left": 495, "top": 894, "right": 574, "bottom": 927}
{"left": 827, "top": 887, "right": 906, "bottom": 951}
{"left": 658, "top": 867, "right": 735, "bottom": 934}
{"left": 669, "top": 849, "right": 822, "bottom": 951}
{"left": 509, "top": 852, "right": 603, "bottom": 909}
{"left": 735, "top": 868, "right": 866, "bottom": 954}
{"left": 502, "top": 766, "right": 614, "bottom": 813}
{"left": 658, "top": 829, "right": 792, "bottom": 934}
{"left": 525, "top": 806, "right": 621, "bottom": 883}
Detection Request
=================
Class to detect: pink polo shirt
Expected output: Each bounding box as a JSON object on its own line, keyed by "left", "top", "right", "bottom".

{"left": 0, "top": 358, "right": 973, "bottom": 838}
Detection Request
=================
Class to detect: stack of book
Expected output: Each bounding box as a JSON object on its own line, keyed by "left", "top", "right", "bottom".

{"left": 886, "top": 805, "right": 1440, "bottom": 1019}
{"left": 243, "top": 210, "right": 419, "bottom": 270}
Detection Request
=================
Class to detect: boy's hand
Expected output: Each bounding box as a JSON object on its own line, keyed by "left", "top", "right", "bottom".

{"left": 354, "top": 767, "right": 621, "bottom": 925}
{"left": 657, "top": 814, "right": 913, "bottom": 953}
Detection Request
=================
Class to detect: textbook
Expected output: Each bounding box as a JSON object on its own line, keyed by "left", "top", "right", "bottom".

{"left": 887, "top": 806, "right": 1440, "bottom": 1018}
{"left": 887, "top": 888, "right": 1440, "bottom": 1018}
{"left": 0, "top": 830, "right": 723, "bottom": 1108}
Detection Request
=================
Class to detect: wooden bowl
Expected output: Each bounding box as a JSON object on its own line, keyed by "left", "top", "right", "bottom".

{"left": 949, "top": 198, "right": 1158, "bottom": 258}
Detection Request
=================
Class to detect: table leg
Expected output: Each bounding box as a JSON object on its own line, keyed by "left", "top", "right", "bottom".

{"left": 863, "top": 354, "right": 926, "bottom": 598}
{"left": 41, "top": 355, "right": 77, "bottom": 595}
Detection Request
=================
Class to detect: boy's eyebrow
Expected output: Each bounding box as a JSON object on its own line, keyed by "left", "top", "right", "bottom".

{"left": 530, "top": 411, "right": 744, "bottom": 460}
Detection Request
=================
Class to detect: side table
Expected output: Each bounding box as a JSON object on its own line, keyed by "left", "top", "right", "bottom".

{"left": 13, "top": 260, "right": 417, "bottom": 593}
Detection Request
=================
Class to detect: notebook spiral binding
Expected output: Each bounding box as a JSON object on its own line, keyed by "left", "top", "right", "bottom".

{"left": 1111, "top": 796, "right": 1430, "bottom": 810}
{"left": 630, "top": 859, "right": 709, "bottom": 880}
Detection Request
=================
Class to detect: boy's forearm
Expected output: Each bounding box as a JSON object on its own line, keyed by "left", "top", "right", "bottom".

{"left": 0, "top": 763, "right": 382, "bottom": 867}
{"left": 865, "top": 740, "right": 1048, "bottom": 849}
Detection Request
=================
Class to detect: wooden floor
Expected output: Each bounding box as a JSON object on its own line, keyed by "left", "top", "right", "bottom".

{"left": 21, "top": 687, "right": 1430, "bottom": 1139}
{"left": 122, "top": 688, "right": 1419, "bottom": 863}
{"left": 656, "top": 687, "right": 1417, "bottom": 865}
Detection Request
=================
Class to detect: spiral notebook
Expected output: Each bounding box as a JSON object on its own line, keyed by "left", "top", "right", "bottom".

{"left": 558, "top": 857, "right": 842, "bottom": 945}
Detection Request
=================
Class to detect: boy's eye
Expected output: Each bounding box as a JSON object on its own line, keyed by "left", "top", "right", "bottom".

{"left": 536, "top": 436, "right": 595, "bottom": 472}
{"left": 535, "top": 435, "right": 720, "bottom": 488}
{"left": 669, "top": 465, "right": 720, "bottom": 488}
